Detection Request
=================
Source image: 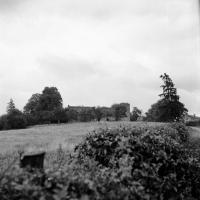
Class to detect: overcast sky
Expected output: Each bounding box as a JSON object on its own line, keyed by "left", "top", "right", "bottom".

{"left": 0, "top": 0, "right": 199, "bottom": 115}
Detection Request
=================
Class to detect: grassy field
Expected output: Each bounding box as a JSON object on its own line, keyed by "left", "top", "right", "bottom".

{"left": 0, "top": 121, "right": 199, "bottom": 154}
{"left": 0, "top": 121, "right": 148, "bottom": 154}
{"left": 0, "top": 121, "right": 198, "bottom": 172}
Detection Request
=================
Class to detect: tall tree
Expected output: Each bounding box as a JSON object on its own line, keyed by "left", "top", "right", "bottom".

{"left": 146, "top": 73, "right": 188, "bottom": 122}
{"left": 3, "top": 99, "right": 27, "bottom": 130}
{"left": 24, "top": 93, "right": 41, "bottom": 114}
{"left": 37, "top": 87, "right": 63, "bottom": 111}
{"left": 159, "top": 73, "right": 179, "bottom": 102}
{"left": 7, "top": 99, "right": 16, "bottom": 114}
{"left": 6, "top": 109, "right": 27, "bottom": 129}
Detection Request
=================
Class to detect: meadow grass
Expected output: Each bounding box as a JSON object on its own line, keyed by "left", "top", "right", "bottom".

{"left": 0, "top": 121, "right": 163, "bottom": 153}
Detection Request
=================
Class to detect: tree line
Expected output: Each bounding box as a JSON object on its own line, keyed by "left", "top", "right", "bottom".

{"left": 0, "top": 87, "right": 130, "bottom": 130}
{"left": 0, "top": 73, "right": 188, "bottom": 130}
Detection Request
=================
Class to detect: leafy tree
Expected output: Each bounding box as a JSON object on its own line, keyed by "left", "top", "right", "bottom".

{"left": 99, "top": 107, "right": 113, "bottom": 120}
{"left": 146, "top": 73, "right": 188, "bottom": 122}
{"left": 1, "top": 99, "right": 27, "bottom": 130}
{"left": 130, "top": 107, "right": 142, "bottom": 121}
{"left": 52, "top": 108, "right": 68, "bottom": 123}
{"left": 0, "top": 114, "right": 9, "bottom": 130}
{"left": 24, "top": 87, "right": 64, "bottom": 125}
{"left": 24, "top": 93, "right": 41, "bottom": 114}
{"left": 6, "top": 109, "right": 27, "bottom": 129}
{"left": 36, "top": 111, "right": 54, "bottom": 124}
{"left": 145, "top": 99, "right": 168, "bottom": 122}
{"left": 7, "top": 99, "right": 16, "bottom": 114}
{"left": 37, "top": 87, "right": 63, "bottom": 111}
{"left": 24, "top": 113, "right": 39, "bottom": 126}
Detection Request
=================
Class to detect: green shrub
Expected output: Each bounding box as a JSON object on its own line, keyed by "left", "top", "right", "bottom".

{"left": 74, "top": 124, "right": 199, "bottom": 199}
{"left": 0, "top": 115, "right": 10, "bottom": 130}
{"left": 169, "top": 122, "right": 189, "bottom": 143}
{"left": 0, "top": 110, "right": 27, "bottom": 131}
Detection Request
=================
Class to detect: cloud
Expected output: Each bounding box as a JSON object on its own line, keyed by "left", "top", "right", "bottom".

{"left": 1, "top": 0, "right": 197, "bottom": 20}
{"left": 176, "top": 74, "right": 200, "bottom": 92}
{"left": 0, "top": 0, "right": 26, "bottom": 12}
{"left": 38, "top": 56, "right": 105, "bottom": 80}
{"left": 0, "top": 0, "right": 199, "bottom": 115}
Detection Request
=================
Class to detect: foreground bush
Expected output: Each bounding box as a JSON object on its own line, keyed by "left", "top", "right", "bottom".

{"left": 0, "top": 123, "right": 200, "bottom": 200}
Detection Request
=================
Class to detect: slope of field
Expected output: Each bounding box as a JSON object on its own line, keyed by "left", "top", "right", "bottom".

{"left": 0, "top": 121, "right": 149, "bottom": 153}
{"left": 189, "top": 127, "right": 200, "bottom": 138}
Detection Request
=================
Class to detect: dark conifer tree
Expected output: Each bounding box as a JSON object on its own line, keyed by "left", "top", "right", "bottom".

{"left": 146, "top": 73, "right": 188, "bottom": 122}
{"left": 7, "top": 98, "right": 16, "bottom": 114}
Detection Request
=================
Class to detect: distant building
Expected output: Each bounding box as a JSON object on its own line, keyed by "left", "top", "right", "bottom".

{"left": 68, "top": 103, "right": 131, "bottom": 121}
{"left": 101, "top": 103, "right": 130, "bottom": 121}
{"left": 67, "top": 105, "right": 94, "bottom": 113}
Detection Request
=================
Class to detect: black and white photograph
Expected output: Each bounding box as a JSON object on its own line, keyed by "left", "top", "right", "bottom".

{"left": 0, "top": 0, "right": 200, "bottom": 199}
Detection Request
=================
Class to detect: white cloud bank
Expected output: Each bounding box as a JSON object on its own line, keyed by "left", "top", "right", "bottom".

{"left": 0, "top": 0, "right": 199, "bottom": 115}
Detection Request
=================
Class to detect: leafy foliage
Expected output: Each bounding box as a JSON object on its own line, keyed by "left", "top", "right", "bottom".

{"left": 37, "top": 87, "right": 63, "bottom": 111}
{"left": 146, "top": 74, "right": 188, "bottom": 122}
{"left": 23, "top": 87, "right": 64, "bottom": 126}
{"left": 74, "top": 123, "right": 198, "bottom": 199}
{"left": 159, "top": 73, "right": 179, "bottom": 102}
{"left": 23, "top": 93, "right": 41, "bottom": 114}
{"left": 146, "top": 99, "right": 187, "bottom": 122}
{"left": 130, "top": 107, "right": 142, "bottom": 121}
{"left": 6, "top": 99, "right": 16, "bottom": 114}
{"left": 52, "top": 108, "right": 68, "bottom": 123}
{"left": 6, "top": 109, "right": 27, "bottom": 129}
{"left": 0, "top": 99, "right": 27, "bottom": 130}
{"left": 0, "top": 115, "right": 10, "bottom": 130}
